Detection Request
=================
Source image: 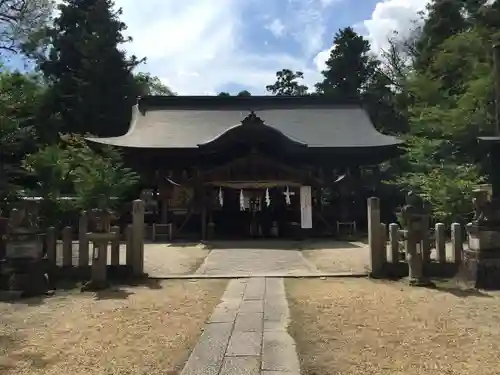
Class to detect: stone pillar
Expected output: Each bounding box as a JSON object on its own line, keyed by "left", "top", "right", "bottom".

{"left": 46, "top": 227, "right": 57, "bottom": 266}
{"left": 388, "top": 223, "right": 400, "bottom": 263}
{"left": 379, "top": 223, "right": 387, "bottom": 264}
{"left": 132, "top": 199, "right": 145, "bottom": 276}
{"left": 405, "top": 229, "right": 423, "bottom": 285}
{"left": 110, "top": 226, "right": 120, "bottom": 266}
{"left": 421, "top": 215, "right": 431, "bottom": 264}
{"left": 78, "top": 211, "right": 89, "bottom": 267}
{"left": 300, "top": 186, "right": 313, "bottom": 231}
{"left": 125, "top": 224, "right": 133, "bottom": 267}
{"left": 435, "top": 223, "right": 446, "bottom": 263}
{"left": 90, "top": 239, "right": 108, "bottom": 288}
{"left": 62, "top": 226, "right": 73, "bottom": 267}
{"left": 451, "top": 223, "right": 462, "bottom": 265}
{"left": 368, "top": 197, "right": 384, "bottom": 277}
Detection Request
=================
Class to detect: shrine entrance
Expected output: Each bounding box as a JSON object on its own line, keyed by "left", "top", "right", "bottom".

{"left": 207, "top": 182, "right": 301, "bottom": 239}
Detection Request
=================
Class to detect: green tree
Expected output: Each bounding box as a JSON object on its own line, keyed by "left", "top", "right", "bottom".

{"left": 24, "top": 134, "right": 139, "bottom": 226}
{"left": 389, "top": 27, "right": 493, "bottom": 223}
{"left": 266, "top": 69, "right": 308, "bottom": 96}
{"left": 316, "top": 27, "right": 377, "bottom": 99}
{"left": 414, "top": 0, "right": 467, "bottom": 71}
{"left": 217, "top": 92, "right": 230, "bottom": 96}
{"left": 237, "top": 90, "right": 251, "bottom": 96}
{"left": 40, "top": 0, "right": 142, "bottom": 137}
{"left": 0, "top": 0, "right": 53, "bottom": 55}
{"left": 0, "top": 70, "right": 44, "bottom": 214}
{"left": 134, "top": 72, "right": 175, "bottom": 96}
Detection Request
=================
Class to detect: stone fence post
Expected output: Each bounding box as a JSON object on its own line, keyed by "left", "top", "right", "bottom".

{"left": 78, "top": 211, "right": 89, "bottom": 267}
{"left": 435, "top": 223, "right": 446, "bottom": 263}
{"left": 132, "top": 199, "right": 145, "bottom": 276}
{"left": 368, "top": 197, "right": 384, "bottom": 277}
{"left": 388, "top": 223, "right": 399, "bottom": 263}
{"left": 451, "top": 223, "right": 463, "bottom": 265}
{"left": 62, "top": 226, "right": 73, "bottom": 267}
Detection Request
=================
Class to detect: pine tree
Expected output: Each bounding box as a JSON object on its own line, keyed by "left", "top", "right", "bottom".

{"left": 266, "top": 69, "right": 309, "bottom": 96}
{"left": 315, "top": 27, "right": 377, "bottom": 100}
{"left": 414, "top": 0, "right": 467, "bottom": 71}
{"left": 40, "top": 0, "right": 142, "bottom": 137}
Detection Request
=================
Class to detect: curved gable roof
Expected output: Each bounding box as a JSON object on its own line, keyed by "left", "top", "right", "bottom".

{"left": 86, "top": 96, "right": 402, "bottom": 149}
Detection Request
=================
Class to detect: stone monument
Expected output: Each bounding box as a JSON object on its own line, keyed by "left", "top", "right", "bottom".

{"left": 465, "top": 44, "right": 500, "bottom": 289}
{"left": 401, "top": 192, "right": 433, "bottom": 286}
{"left": 463, "top": 186, "right": 500, "bottom": 289}
{"left": 82, "top": 196, "right": 117, "bottom": 291}
{"left": 0, "top": 208, "right": 49, "bottom": 297}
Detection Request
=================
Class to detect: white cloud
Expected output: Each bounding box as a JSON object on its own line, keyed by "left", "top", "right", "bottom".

{"left": 313, "top": 0, "right": 428, "bottom": 70}
{"left": 362, "top": 0, "right": 428, "bottom": 52}
{"left": 267, "top": 19, "right": 286, "bottom": 38}
{"left": 112, "top": 0, "right": 329, "bottom": 95}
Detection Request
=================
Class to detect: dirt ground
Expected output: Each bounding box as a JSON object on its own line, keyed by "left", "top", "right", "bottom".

{"left": 301, "top": 241, "right": 370, "bottom": 274}
{"left": 287, "top": 278, "right": 500, "bottom": 375}
{"left": 0, "top": 279, "right": 227, "bottom": 375}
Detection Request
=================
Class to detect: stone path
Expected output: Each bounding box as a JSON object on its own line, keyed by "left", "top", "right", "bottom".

{"left": 181, "top": 278, "right": 301, "bottom": 375}
{"left": 195, "top": 248, "right": 319, "bottom": 276}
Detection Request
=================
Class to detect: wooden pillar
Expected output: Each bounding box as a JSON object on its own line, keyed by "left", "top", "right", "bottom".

{"left": 201, "top": 187, "right": 207, "bottom": 241}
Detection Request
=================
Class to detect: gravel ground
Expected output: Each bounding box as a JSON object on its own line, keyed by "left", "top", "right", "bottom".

{"left": 287, "top": 278, "right": 500, "bottom": 375}
{"left": 0, "top": 279, "right": 227, "bottom": 375}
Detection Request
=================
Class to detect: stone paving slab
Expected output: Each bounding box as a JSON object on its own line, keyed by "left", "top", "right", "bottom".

{"left": 195, "top": 248, "right": 319, "bottom": 275}
{"left": 148, "top": 271, "right": 369, "bottom": 279}
{"left": 180, "top": 277, "right": 301, "bottom": 375}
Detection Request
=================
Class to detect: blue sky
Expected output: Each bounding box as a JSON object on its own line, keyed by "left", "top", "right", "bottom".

{"left": 4, "top": 0, "right": 429, "bottom": 94}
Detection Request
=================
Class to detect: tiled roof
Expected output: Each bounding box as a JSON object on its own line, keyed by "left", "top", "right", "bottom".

{"left": 86, "top": 96, "right": 401, "bottom": 149}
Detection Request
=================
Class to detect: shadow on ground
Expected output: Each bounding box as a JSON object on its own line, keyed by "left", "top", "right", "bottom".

{"left": 0, "top": 333, "right": 55, "bottom": 372}
{"left": 429, "top": 279, "right": 494, "bottom": 298}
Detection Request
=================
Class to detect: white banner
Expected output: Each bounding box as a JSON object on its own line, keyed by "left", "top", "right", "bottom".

{"left": 300, "top": 186, "right": 312, "bottom": 229}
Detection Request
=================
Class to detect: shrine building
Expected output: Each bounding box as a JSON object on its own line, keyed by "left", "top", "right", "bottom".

{"left": 87, "top": 95, "right": 402, "bottom": 241}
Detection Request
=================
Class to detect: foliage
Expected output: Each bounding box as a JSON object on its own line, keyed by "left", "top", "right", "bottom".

{"left": 391, "top": 136, "right": 484, "bottom": 224}
{"left": 237, "top": 90, "right": 251, "bottom": 96}
{"left": 266, "top": 69, "right": 308, "bottom": 96}
{"left": 23, "top": 134, "right": 139, "bottom": 226}
{"left": 64, "top": 135, "right": 139, "bottom": 211}
{"left": 315, "top": 27, "right": 378, "bottom": 99}
{"left": 134, "top": 72, "right": 175, "bottom": 96}
{"left": 39, "top": 0, "right": 143, "bottom": 137}
{"left": 261, "top": 1, "right": 500, "bottom": 224}
{"left": 0, "top": 0, "right": 53, "bottom": 55}
{"left": 217, "top": 90, "right": 252, "bottom": 96}
{"left": 0, "top": 69, "right": 43, "bottom": 214}
{"left": 23, "top": 142, "right": 74, "bottom": 227}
